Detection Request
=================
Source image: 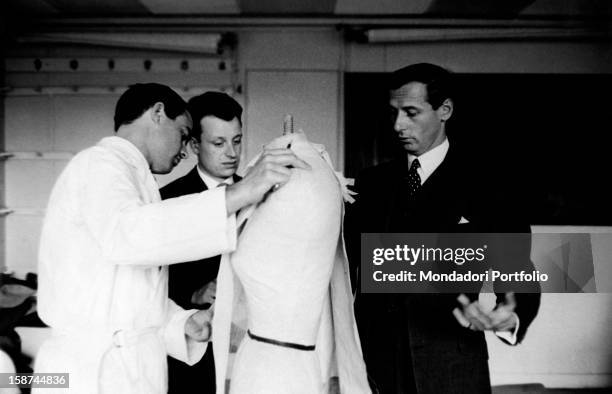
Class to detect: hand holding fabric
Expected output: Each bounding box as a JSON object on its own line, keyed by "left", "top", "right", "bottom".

{"left": 225, "top": 146, "right": 311, "bottom": 214}
{"left": 185, "top": 309, "right": 213, "bottom": 342}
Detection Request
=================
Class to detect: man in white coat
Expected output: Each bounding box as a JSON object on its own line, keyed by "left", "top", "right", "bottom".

{"left": 34, "top": 83, "right": 308, "bottom": 394}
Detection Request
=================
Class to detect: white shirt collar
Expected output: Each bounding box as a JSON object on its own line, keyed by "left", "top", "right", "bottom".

{"left": 196, "top": 165, "right": 235, "bottom": 189}
{"left": 407, "top": 138, "right": 450, "bottom": 184}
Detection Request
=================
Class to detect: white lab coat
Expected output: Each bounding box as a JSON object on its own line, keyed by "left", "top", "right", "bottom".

{"left": 34, "top": 136, "right": 236, "bottom": 394}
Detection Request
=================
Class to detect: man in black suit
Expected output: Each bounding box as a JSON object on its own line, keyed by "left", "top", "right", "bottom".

{"left": 346, "top": 63, "right": 540, "bottom": 394}
{"left": 161, "top": 91, "right": 243, "bottom": 394}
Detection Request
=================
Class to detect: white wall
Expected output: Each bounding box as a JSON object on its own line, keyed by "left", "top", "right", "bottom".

{"left": 3, "top": 27, "right": 612, "bottom": 388}
{"left": 3, "top": 93, "right": 118, "bottom": 273}
{"left": 487, "top": 294, "right": 612, "bottom": 388}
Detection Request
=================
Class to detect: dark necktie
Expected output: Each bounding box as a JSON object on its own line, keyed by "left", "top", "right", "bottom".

{"left": 406, "top": 158, "right": 421, "bottom": 197}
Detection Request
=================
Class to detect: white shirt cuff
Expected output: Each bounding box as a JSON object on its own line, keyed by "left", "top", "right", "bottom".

{"left": 494, "top": 312, "right": 520, "bottom": 345}
{"left": 164, "top": 308, "right": 207, "bottom": 365}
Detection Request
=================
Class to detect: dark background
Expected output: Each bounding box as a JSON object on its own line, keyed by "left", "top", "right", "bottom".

{"left": 345, "top": 72, "right": 612, "bottom": 225}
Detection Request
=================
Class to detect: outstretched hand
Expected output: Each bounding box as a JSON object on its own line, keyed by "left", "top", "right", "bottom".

{"left": 452, "top": 292, "right": 517, "bottom": 332}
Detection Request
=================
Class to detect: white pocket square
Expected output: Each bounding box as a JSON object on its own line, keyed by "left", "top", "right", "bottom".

{"left": 458, "top": 216, "right": 469, "bottom": 224}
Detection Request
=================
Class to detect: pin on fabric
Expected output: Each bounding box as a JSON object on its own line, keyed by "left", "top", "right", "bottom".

{"left": 272, "top": 114, "right": 295, "bottom": 192}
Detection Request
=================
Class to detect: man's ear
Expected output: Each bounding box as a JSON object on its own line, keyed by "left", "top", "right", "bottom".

{"left": 438, "top": 98, "right": 453, "bottom": 122}
{"left": 150, "top": 102, "right": 165, "bottom": 125}
{"left": 190, "top": 138, "right": 200, "bottom": 154}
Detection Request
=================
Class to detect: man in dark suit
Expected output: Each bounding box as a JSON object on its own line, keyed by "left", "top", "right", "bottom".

{"left": 161, "top": 91, "right": 243, "bottom": 394}
{"left": 346, "top": 63, "right": 540, "bottom": 394}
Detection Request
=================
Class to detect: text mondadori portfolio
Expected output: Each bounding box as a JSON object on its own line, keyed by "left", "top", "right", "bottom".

{"left": 373, "top": 270, "right": 548, "bottom": 283}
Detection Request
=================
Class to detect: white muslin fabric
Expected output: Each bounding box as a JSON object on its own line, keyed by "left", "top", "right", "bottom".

{"left": 0, "top": 349, "right": 20, "bottom": 394}
{"left": 213, "top": 132, "right": 370, "bottom": 394}
{"left": 34, "top": 136, "right": 237, "bottom": 394}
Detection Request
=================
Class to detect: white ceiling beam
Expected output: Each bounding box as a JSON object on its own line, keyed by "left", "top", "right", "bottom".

{"left": 364, "top": 26, "right": 609, "bottom": 43}
{"left": 16, "top": 32, "right": 224, "bottom": 54}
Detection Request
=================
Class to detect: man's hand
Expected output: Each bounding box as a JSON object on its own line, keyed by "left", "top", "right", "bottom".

{"left": 191, "top": 280, "right": 216, "bottom": 308}
{"left": 452, "top": 292, "right": 518, "bottom": 332}
{"left": 486, "top": 292, "right": 518, "bottom": 331}
{"left": 225, "top": 148, "right": 310, "bottom": 214}
{"left": 185, "top": 309, "right": 213, "bottom": 342}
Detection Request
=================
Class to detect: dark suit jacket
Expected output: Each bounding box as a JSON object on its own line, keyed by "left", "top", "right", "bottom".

{"left": 345, "top": 145, "right": 540, "bottom": 394}
{"left": 160, "top": 166, "right": 241, "bottom": 394}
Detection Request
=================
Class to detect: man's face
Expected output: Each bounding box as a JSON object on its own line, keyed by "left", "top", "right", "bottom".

{"left": 389, "top": 81, "right": 451, "bottom": 156}
{"left": 150, "top": 110, "right": 192, "bottom": 174}
{"left": 193, "top": 116, "right": 242, "bottom": 181}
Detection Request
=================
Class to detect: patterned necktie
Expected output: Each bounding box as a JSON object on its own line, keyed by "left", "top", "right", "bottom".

{"left": 406, "top": 158, "right": 421, "bottom": 197}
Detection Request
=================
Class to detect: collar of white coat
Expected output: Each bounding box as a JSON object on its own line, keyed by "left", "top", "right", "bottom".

{"left": 196, "top": 165, "right": 234, "bottom": 189}
{"left": 99, "top": 136, "right": 150, "bottom": 173}
{"left": 407, "top": 137, "right": 449, "bottom": 184}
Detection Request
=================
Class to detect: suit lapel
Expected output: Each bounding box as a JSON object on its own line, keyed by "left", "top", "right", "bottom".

{"left": 385, "top": 158, "right": 410, "bottom": 231}
{"left": 185, "top": 166, "right": 208, "bottom": 193}
{"left": 391, "top": 146, "right": 466, "bottom": 231}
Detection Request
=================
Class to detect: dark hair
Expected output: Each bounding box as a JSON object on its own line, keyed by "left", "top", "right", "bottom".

{"left": 389, "top": 63, "right": 454, "bottom": 109}
{"left": 113, "top": 83, "right": 187, "bottom": 131}
{"left": 187, "top": 91, "right": 243, "bottom": 141}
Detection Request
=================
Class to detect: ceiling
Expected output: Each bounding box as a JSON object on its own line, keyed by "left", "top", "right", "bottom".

{"left": 3, "top": 0, "right": 612, "bottom": 18}
{"left": 1, "top": 0, "right": 610, "bottom": 51}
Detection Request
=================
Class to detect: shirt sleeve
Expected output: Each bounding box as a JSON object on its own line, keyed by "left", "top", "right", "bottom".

{"left": 81, "top": 153, "right": 237, "bottom": 266}
{"left": 163, "top": 299, "right": 207, "bottom": 364}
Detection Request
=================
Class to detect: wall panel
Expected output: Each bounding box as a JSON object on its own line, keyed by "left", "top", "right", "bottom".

{"left": 244, "top": 70, "right": 339, "bottom": 166}
{"left": 5, "top": 96, "right": 53, "bottom": 152}
{"left": 53, "top": 95, "right": 117, "bottom": 151}
{"left": 5, "top": 214, "right": 43, "bottom": 274}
